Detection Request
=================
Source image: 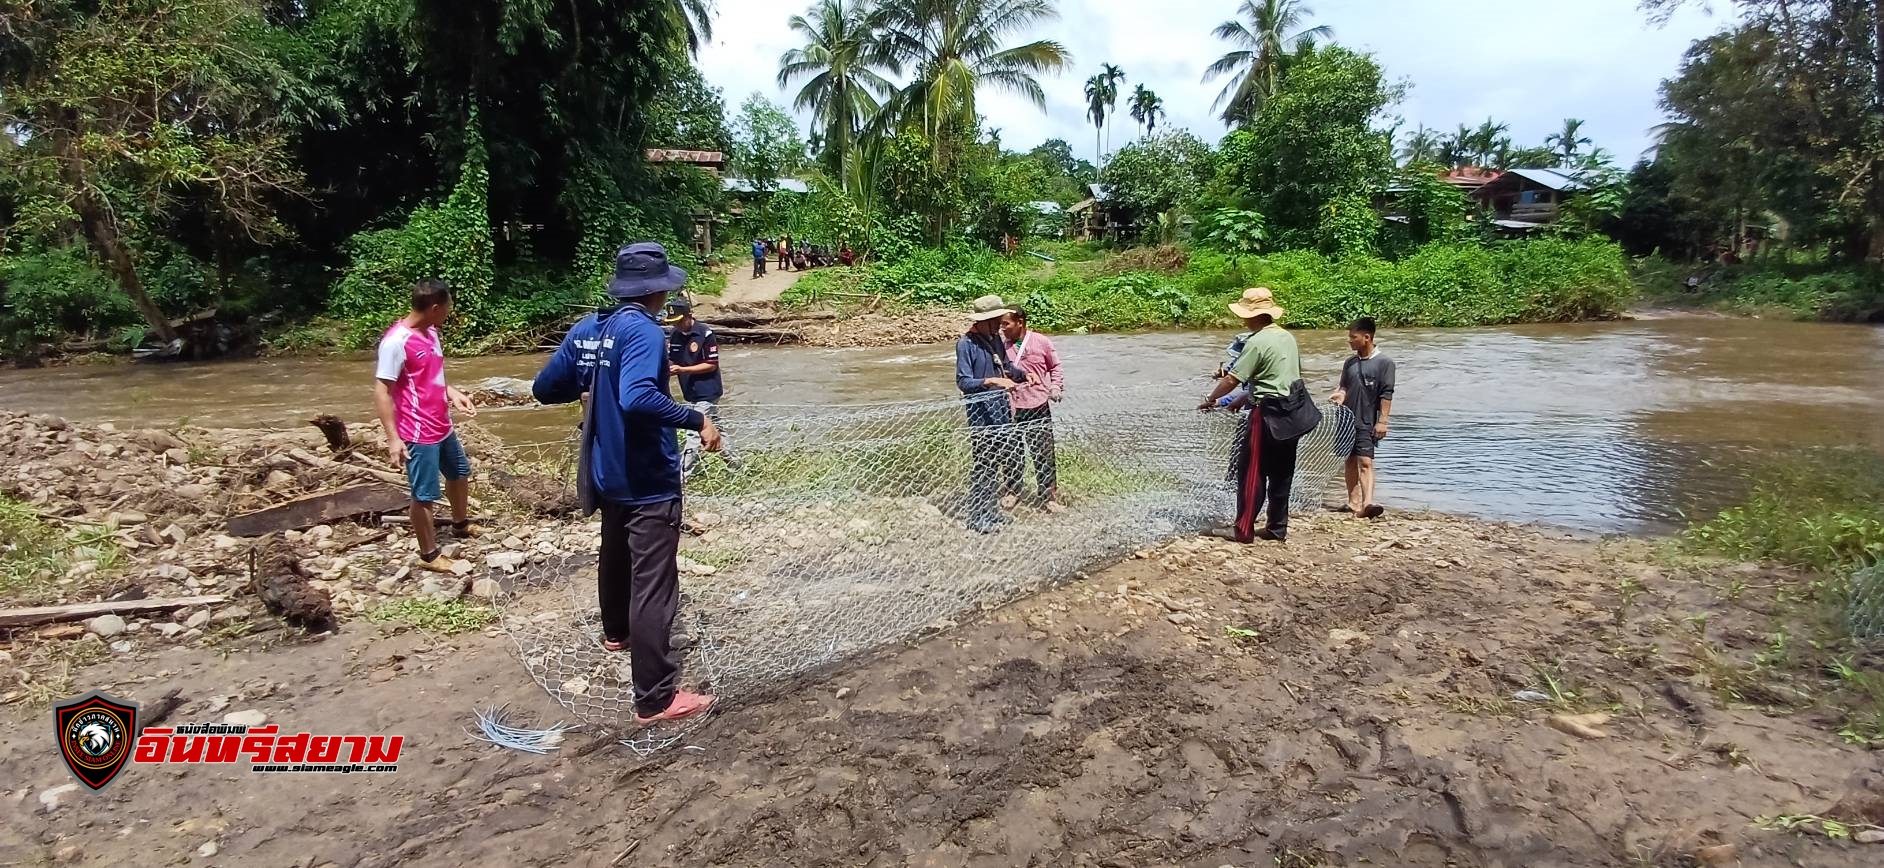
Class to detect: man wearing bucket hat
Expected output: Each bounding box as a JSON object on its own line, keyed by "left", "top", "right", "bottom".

{"left": 1200, "top": 287, "right": 1322, "bottom": 543}
{"left": 533, "top": 242, "right": 721, "bottom": 725}
{"left": 956, "top": 294, "right": 1031, "bottom": 533}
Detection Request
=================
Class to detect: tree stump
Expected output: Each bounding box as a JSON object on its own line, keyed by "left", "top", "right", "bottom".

{"left": 307, "top": 415, "right": 352, "bottom": 454}
{"left": 247, "top": 536, "right": 336, "bottom": 633}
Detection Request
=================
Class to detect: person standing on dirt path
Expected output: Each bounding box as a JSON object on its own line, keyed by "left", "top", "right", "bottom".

{"left": 374, "top": 279, "right": 483, "bottom": 575}
{"left": 957, "top": 295, "right": 1031, "bottom": 533}
{"left": 778, "top": 235, "right": 792, "bottom": 272}
{"left": 751, "top": 238, "right": 767, "bottom": 279}
{"left": 1199, "top": 287, "right": 1321, "bottom": 544}
{"left": 1001, "top": 307, "right": 1065, "bottom": 511}
{"left": 531, "top": 242, "right": 721, "bottom": 726}
{"left": 1329, "top": 317, "right": 1395, "bottom": 519}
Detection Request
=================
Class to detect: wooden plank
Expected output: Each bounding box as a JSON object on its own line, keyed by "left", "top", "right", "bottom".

{"left": 0, "top": 595, "right": 229, "bottom": 629}
{"left": 226, "top": 484, "right": 410, "bottom": 537}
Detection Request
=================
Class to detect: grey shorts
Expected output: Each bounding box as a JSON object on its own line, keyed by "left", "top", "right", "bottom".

{"left": 1346, "top": 427, "right": 1377, "bottom": 459}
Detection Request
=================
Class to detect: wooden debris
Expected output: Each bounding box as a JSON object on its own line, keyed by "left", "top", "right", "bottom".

{"left": 307, "top": 415, "right": 353, "bottom": 454}
{"left": 0, "top": 595, "right": 229, "bottom": 629}
{"left": 248, "top": 537, "right": 336, "bottom": 633}
{"left": 1547, "top": 712, "right": 1613, "bottom": 740}
{"left": 226, "top": 484, "right": 409, "bottom": 537}
{"left": 141, "top": 688, "right": 185, "bottom": 731}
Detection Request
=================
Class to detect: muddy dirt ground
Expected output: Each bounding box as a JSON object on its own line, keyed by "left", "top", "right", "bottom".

{"left": 4, "top": 512, "right": 1882, "bottom": 867}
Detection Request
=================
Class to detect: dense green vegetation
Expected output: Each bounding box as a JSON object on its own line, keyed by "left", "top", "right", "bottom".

{"left": 786, "top": 237, "right": 1634, "bottom": 331}
{"left": 1637, "top": 257, "right": 1884, "bottom": 322}
{"left": 2, "top": 0, "right": 1880, "bottom": 360}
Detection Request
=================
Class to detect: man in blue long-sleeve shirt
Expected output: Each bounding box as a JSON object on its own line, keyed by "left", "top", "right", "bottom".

{"left": 957, "top": 294, "right": 1029, "bottom": 533}
{"left": 534, "top": 242, "right": 720, "bottom": 726}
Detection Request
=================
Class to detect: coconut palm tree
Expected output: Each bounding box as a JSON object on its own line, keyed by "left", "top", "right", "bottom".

{"left": 875, "top": 0, "right": 1071, "bottom": 150}
{"left": 1129, "top": 84, "right": 1165, "bottom": 138}
{"left": 670, "top": 0, "right": 718, "bottom": 56}
{"left": 1100, "top": 62, "right": 1125, "bottom": 154}
{"left": 1546, "top": 117, "right": 1592, "bottom": 162}
{"left": 778, "top": 0, "right": 897, "bottom": 189}
{"left": 1398, "top": 125, "right": 1439, "bottom": 165}
{"left": 1084, "top": 74, "right": 1109, "bottom": 164}
{"left": 1201, "top": 0, "right": 1332, "bottom": 126}
{"left": 1468, "top": 118, "right": 1509, "bottom": 166}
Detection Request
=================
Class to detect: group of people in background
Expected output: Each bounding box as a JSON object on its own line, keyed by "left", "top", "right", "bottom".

{"left": 952, "top": 285, "right": 1396, "bottom": 543}
{"left": 750, "top": 235, "right": 856, "bottom": 278}
{"left": 369, "top": 239, "right": 1399, "bottom": 729}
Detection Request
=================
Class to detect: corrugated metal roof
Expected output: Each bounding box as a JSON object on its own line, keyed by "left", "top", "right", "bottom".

{"left": 1088, "top": 183, "right": 1112, "bottom": 201}
{"left": 721, "top": 177, "right": 810, "bottom": 194}
{"left": 1505, "top": 167, "right": 1586, "bottom": 191}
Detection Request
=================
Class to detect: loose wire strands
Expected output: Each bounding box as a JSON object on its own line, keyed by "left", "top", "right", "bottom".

{"left": 497, "top": 382, "right": 1358, "bottom": 754}
{"left": 467, "top": 705, "right": 580, "bottom": 754}
{"left": 1850, "top": 562, "right": 1884, "bottom": 642}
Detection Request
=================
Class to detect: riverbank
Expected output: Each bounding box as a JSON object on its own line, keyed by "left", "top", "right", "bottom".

{"left": 1634, "top": 258, "right": 1884, "bottom": 323}
{"left": 2, "top": 412, "right": 1882, "bottom": 865}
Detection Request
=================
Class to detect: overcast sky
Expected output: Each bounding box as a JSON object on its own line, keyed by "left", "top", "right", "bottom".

{"left": 695, "top": 0, "right": 1729, "bottom": 164}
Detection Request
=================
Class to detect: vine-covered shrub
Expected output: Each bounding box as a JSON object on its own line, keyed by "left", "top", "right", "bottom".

{"left": 328, "top": 115, "right": 495, "bottom": 349}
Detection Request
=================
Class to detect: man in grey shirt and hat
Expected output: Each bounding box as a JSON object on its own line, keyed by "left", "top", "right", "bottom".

{"left": 956, "top": 294, "right": 1030, "bottom": 534}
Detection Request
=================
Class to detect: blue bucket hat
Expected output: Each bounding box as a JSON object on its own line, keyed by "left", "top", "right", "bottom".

{"left": 607, "top": 242, "right": 688, "bottom": 298}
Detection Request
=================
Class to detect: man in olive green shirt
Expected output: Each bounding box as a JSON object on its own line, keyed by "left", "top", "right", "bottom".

{"left": 1200, "top": 287, "right": 1307, "bottom": 542}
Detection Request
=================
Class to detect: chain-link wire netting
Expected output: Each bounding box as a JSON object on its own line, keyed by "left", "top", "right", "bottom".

{"left": 1849, "top": 561, "right": 1884, "bottom": 642}
{"left": 498, "top": 381, "right": 1356, "bottom": 753}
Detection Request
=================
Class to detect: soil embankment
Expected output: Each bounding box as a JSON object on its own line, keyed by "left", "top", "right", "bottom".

{"left": 1, "top": 413, "right": 1881, "bottom": 866}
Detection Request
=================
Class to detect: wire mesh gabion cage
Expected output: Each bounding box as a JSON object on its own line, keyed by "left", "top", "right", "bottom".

{"left": 496, "top": 381, "right": 1356, "bottom": 753}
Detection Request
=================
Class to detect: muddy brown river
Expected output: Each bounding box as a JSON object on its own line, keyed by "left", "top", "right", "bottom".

{"left": 3, "top": 317, "right": 1879, "bottom": 533}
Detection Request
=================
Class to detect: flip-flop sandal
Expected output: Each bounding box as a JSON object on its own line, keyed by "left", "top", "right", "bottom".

{"left": 634, "top": 691, "right": 716, "bottom": 727}
{"left": 1326, "top": 504, "right": 1355, "bottom": 513}
{"left": 602, "top": 636, "right": 628, "bottom": 652}
{"left": 1361, "top": 504, "right": 1386, "bottom": 519}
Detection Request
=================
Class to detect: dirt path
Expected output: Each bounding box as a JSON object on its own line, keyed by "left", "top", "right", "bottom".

{"left": 711, "top": 261, "right": 804, "bottom": 309}
{"left": 5, "top": 513, "right": 1880, "bottom": 867}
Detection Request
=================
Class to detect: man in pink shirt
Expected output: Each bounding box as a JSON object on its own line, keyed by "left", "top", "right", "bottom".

{"left": 1001, "top": 307, "right": 1065, "bottom": 509}
{"left": 374, "top": 279, "right": 481, "bottom": 573}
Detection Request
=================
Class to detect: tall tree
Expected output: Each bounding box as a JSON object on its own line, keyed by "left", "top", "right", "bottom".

{"left": 1546, "top": 117, "right": 1592, "bottom": 161}
{"left": 1085, "top": 75, "right": 1110, "bottom": 164}
{"left": 1129, "top": 84, "right": 1167, "bottom": 137}
{"left": 1398, "top": 124, "right": 1440, "bottom": 165}
{"left": 1202, "top": 0, "right": 1333, "bottom": 126}
{"left": 778, "top": 0, "right": 896, "bottom": 190}
{"left": 730, "top": 93, "right": 806, "bottom": 196}
{"left": 1100, "top": 63, "right": 1126, "bottom": 154}
{"left": 875, "top": 0, "right": 1071, "bottom": 154}
{"left": 1217, "top": 45, "right": 1397, "bottom": 244}
{"left": 0, "top": 0, "right": 308, "bottom": 347}
{"left": 1467, "top": 118, "right": 1510, "bottom": 167}
{"left": 670, "top": 0, "right": 718, "bottom": 57}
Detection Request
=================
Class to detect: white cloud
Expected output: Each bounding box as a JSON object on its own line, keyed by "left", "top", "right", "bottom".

{"left": 695, "top": 0, "right": 1726, "bottom": 163}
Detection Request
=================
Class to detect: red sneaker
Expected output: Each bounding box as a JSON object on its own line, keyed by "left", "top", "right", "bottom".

{"left": 633, "top": 691, "right": 717, "bottom": 726}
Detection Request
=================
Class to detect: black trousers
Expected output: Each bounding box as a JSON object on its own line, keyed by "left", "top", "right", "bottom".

{"left": 598, "top": 499, "right": 683, "bottom": 716}
{"left": 1013, "top": 404, "right": 1058, "bottom": 500}
{"left": 1232, "top": 411, "right": 1301, "bottom": 541}
{"left": 964, "top": 400, "right": 1023, "bottom": 527}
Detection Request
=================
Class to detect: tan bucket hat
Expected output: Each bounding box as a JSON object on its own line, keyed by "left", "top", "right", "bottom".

{"left": 968, "top": 294, "right": 1012, "bottom": 322}
{"left": 1228, "top": 287, "right": 1285, "bottom": 320}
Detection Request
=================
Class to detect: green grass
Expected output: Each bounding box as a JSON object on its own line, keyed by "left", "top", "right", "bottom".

{"left": 1685, "top": 451, "right": 1884, "bottom": 575}
{"left": 367, "top": 598, "right": 497, "bottom": 635}
{"left": 781, "top": 238, "right": 1637, "bottom": 333}
{"left": 0, "top": 497, "right": 123, "bottom": 605}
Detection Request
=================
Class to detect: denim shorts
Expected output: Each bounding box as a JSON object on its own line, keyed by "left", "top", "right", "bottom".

{"left": 405, "top": 432, "right": 472, "bottom": 503}
{"left": 1347, "top": 427, "right": 1377, "bottom": 459}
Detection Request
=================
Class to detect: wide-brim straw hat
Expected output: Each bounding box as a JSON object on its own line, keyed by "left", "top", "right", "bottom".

{"left": 968, "top": 294, "right": 1012, "bottom": 322}
{"left": 1228, "top": 287, "right": 1285, "bottom": 320}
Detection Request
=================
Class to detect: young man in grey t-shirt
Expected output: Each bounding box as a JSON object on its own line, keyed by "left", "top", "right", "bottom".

{"left": 1330, "top": 317, "right": 1395, "bottom": 518}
